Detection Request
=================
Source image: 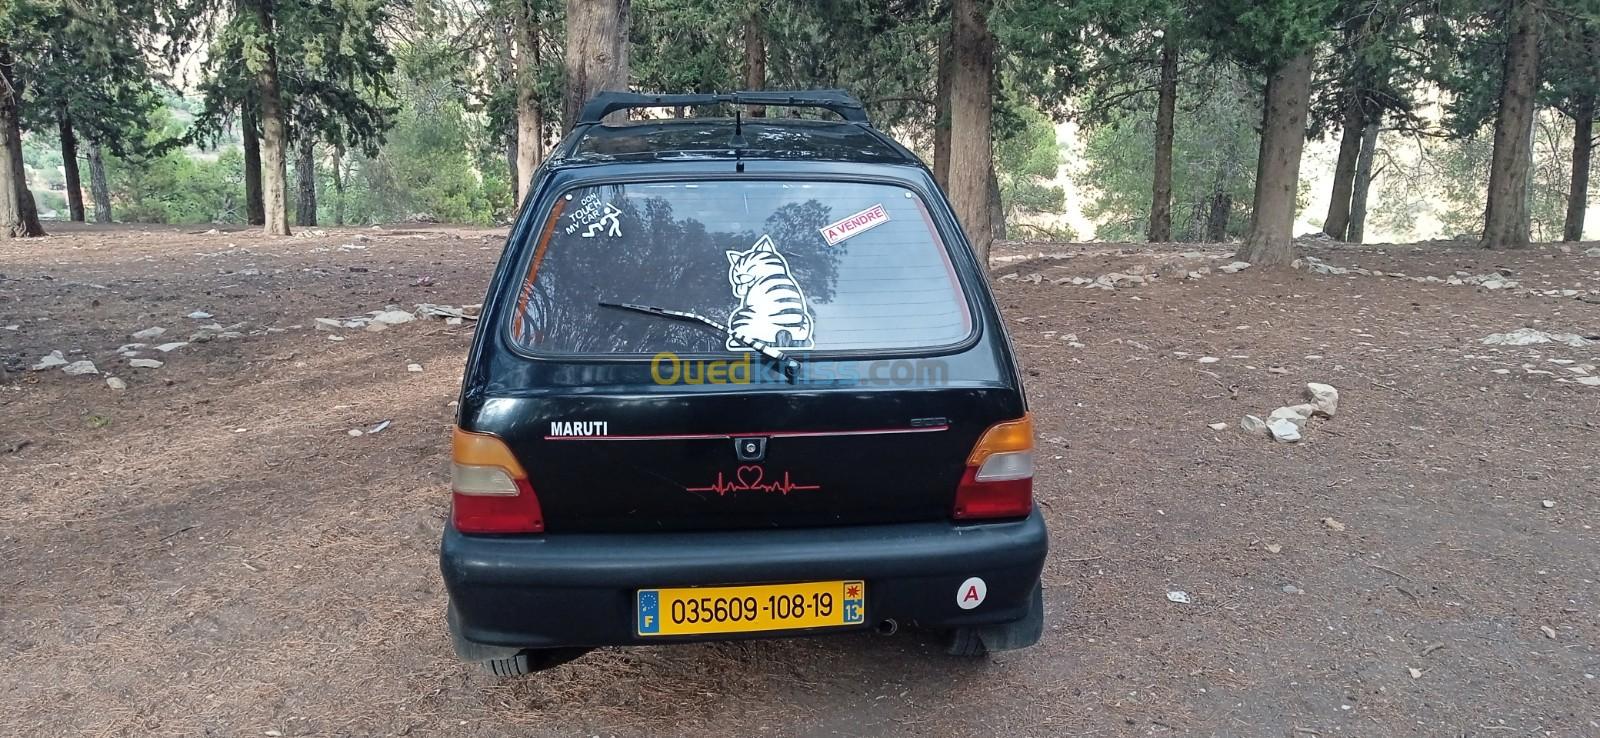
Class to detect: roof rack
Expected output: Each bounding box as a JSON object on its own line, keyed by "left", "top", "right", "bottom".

{"left": 578, "top": 89, "right": 869, "bottom": 125}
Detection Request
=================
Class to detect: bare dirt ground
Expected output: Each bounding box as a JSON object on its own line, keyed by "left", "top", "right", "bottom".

{"left": 2, "top": 223, "right": 1598, "bottom": 737}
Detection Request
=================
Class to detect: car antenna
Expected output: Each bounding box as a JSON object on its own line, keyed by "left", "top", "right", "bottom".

{"left": 730, "top": 104, "right": 747, "bottom": 172}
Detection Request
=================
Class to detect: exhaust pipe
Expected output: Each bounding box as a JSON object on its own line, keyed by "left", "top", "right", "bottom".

{"left": 875, "top": 618, "right": 898, "bottom": 636}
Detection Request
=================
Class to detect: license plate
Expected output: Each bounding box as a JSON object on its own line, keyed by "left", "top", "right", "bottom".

{"left": 637, "top": 580, "right": 865, "bottom": 636}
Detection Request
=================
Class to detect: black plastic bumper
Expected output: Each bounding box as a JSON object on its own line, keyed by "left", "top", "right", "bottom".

{"left": 440, "top": 510, "right": 1048, "bottom": 652}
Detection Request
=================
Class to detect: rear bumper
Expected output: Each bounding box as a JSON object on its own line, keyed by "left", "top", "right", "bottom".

{"left": 440, "top": 510, "right": 1048, "bottom": 652}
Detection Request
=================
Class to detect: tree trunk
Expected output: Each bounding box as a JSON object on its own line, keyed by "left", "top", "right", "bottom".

{"left": 0, "top": 45, "right": 44, "bottom": 238}
{"left": 1148, "top": 33, "right": 1177, "bottom": 242}
{"left": 988, "top": 165, "right": 1005, "bottom": 241}
{"left": 1235, "top": 51, "right": 1313, "bottom": 266}
{"left": 1206, "top": 192, "right": 1231, "bottom": 242}
{"left": 493, "top": 18, "right": 519, "bottom": 194}
{"left": 249, "top": 0, "right": 290, "bottom": 235}
{"left": 561, "top": 0, "right": 631, "bottom": 132}
{"left": 1519, "top": 112, "right": 1534, "bottom": 239}
{"left": 948, "top": 0, "right": 995, "bottom": 264}
{"left": 294, "top": 127, "right": 316, "bottom": 226}
{"left": 1564, "top": 101, "right": 1593, "bottom": 241}
{"left": 331, "top": 143, "right": 346, "bottom": 226}
{"left": 87, "top": 139, "right": 112, "bottom": 223}
{"left": 1482, "top": 0, "right": 1540, "bottom": 249}
{"left": 57, "top": 106, "right": 85, "bottom": 222}
{"left": 1322, "top": 96, "right": 1364, "bottom": 240}
{"left": 241, "top": 99, "right": 265, "bottom": 226}
{"left": 744, "top": 10, "right": 766, "bottom": 116}
{"left": 1347, "top": 121, "right": 1379, "bottom": 243}
{"left": 932, "top": 26, "right": 953, "bottom": 191}
{"left": 514, "top": 3, "right": 543, "bottom": 204}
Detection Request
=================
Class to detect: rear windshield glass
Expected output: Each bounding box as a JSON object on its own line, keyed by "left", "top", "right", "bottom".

{"left": 509, "top": 180, "right": 972, "bottom": 356}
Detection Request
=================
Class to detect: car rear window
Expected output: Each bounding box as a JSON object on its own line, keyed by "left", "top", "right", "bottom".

{"left": 509, "top": 180, "right": 972, "bottom": 356}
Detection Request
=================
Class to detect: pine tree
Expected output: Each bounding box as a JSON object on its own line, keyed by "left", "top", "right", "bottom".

{"left": 1196, "top": 0, "right": 1339, "bottom": 265}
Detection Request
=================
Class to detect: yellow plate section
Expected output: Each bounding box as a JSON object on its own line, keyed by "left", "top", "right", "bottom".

{"left": 637, "top": 580, "right": 865, "bottom": 636}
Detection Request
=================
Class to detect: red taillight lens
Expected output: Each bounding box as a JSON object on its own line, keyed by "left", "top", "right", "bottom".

{"left": 954, "top": 414, "right": 1035, "bottom": 520}
{"left": 452, "top": 478, "right": 544, "bottom": 534}
{"left": 451, "top": 428, "right": 544, "bottom": 534}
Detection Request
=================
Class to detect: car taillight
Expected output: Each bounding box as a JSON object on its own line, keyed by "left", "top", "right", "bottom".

{"left": 954, "top": 413, "right": 1034, "bottom": 520}
{"left": 451, "top": 428, "right": 544, "bottom": 534}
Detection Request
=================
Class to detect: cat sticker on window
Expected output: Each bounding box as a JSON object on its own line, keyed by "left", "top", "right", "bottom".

{"left": 725, "top": 235, "right": 815, "bottom": 351}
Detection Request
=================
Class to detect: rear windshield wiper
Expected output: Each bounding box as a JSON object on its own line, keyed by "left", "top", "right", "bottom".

{"left": 598, "top": 301, "right": 801, "bottom": 380}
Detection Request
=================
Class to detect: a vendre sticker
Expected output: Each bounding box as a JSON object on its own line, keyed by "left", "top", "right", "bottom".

{"left": 819, "top": 204, "right": 889, "bottom": 245}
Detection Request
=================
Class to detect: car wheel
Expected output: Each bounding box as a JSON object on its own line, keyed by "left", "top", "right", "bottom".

{"left": 944, "top": 626, "right": 987, "bottom": 657}
{"left": 484, "top": 647, "right": 591, "bottom": 677}
{"left": 944, "top": 580, "right": 1045, "bottom": 657}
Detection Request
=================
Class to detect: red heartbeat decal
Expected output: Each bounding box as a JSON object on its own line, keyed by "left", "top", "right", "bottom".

{"left": 686, "top": 465, "right": 821, "bottom": 496}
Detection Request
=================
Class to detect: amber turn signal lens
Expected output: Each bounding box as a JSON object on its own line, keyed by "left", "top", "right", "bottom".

{"left": 452, "top": 428, "right": 529, "bottom": 478}
{"left": 965, "top": 413, "right": 1034, "bottom": 467}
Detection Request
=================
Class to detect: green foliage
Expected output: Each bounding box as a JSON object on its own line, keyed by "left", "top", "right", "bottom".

{"left": 995, "top": 105, "right": 1066, "bottom": 236}
{"left": 1306, "top": 0, "right": 1431, "bottom": 138}
{"left": 1371, "top": 112, "right": 1578, "bottom": 240}
{"left": 109, "top": 108, "right": 247, "bottom": 224}
{"left": 7, "top": 0, "right": 165, "bottom": 153}
{"left": 336, "top": 48, "right": 509, "bottom": 225}
{"left": 996, "top": 0, "right": 1179, "bottom": 120}
{"left": 190, "top": 0, "right": 397, "bottom": 155}
{"left": 1080, "top": 61, "right": 1261, "bottom": 240}
{"left": 763, "top": 1, "right": 941, "bottom": 131}
{"left": 1193, "top": 0, "right": 1339, "bottom": 71}
{"left": 631, "top": 0, "right": 742, "bottom": 94}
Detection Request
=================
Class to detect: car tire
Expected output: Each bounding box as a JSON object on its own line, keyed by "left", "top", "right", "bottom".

{"left": 944, "top": 580, "right": 1045, "bottom": 657}
{"left": 484, "top": 648, "right": 591, "bottom": 677}
{"left": 450, "top": 603, "right": 591, "bottom": 676}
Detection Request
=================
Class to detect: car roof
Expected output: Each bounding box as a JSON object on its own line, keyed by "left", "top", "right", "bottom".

{"left": 554, "top": 118, "right": 920, "bottom": 167}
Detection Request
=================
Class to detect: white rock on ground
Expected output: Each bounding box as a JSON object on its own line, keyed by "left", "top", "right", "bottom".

{"left": 130, "top": 326, "right": 166, "bottom": 340}
{"left": 187, "top": 311, "right": 213, "bottom": 319}
{"left": 1268, "top": 418, "right": 1303, "bottom": 443}
{"left": 63, "top": 360, "right": 99, "bottom": 376}
{"left": 1304, "top": 383, "right": 1339, "bottom": 417}
{"left": 1240, "top": 415, "right": 1269, "bottom": 436}
{"left": 1208, "top": 422, "right": 1229, "bottom": 431}
{"left": 1577, "top": 376, "right": 1600, "bottom": 386}
{"left": 407, "top": 363, "right": 424, "bottom": 372}
{"left": 314, "top": 318, "right": 344, "bottom": 331}
{"left": 129, "top": 358, "right": 164, "bottom": 368}
{"left": 1585, "top": 247, "right": 1600, "bottom": 257}
{"left": 31, "top": 350, "right": 68, "bottom": 370}
{"left": 371, "top": 310, "right": 416, "bottom": 325}
{"left": 1218, "top": 261, "right": 1252, "bottom": 274}
{"left": 154, "top": 342, "right": 189, "bottom": 352}
{"left": 1268, "top": 405, "right": 1314, "bottom": 429}
{"left": 105, "top": 377, "right": 127, "bottom": 390}
{"left": 1480, "top": 328, "right": 1594, "bottom": 348}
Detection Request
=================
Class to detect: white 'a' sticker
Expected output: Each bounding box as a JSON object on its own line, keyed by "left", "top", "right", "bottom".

{"left": 957, "top": 577, "right": 987, "bottom": 610}
{"left": 819, "top": 203, "right": 889, "bottom": 245}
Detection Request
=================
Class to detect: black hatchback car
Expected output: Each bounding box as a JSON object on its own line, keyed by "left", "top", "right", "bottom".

{"left": 441, "top": 90, "right": 1046, "bottom": 675}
